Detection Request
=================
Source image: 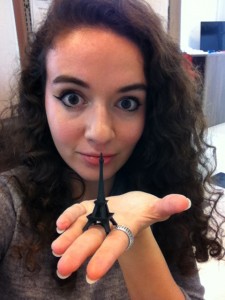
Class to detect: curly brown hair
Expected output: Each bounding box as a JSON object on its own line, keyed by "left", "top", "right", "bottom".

{"left": 0, "top": 0, "right": 224, "bottom": 277}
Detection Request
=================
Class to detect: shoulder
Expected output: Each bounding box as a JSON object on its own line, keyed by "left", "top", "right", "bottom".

{"left": 0, "top": 167, "right": 27, "bottom": 259}
{"left": 0, "top": 166, "right": 27, "bottom": 188}
{"left": 0, "top": 167, "right": 26, "bottom": 215}
{"left": 169, "top": 262, "right": 205, "bottom": 300}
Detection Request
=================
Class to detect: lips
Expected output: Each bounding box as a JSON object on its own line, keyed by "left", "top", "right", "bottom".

{"left": 78, "top": 152, "right": 115, "bottom": 165}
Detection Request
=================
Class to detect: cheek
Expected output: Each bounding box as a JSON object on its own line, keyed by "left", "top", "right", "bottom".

{"left": 55, "top": 127, "right": 75, "bottom": 146}
{"left": 47, "top": 114, "right": 76, "bottom": 146}
{"left": 45, "top": 100, "right": 82, "bottom": 146}
{"left": 121, "top": 119, "right": 144, "bottom": 147}
{"left": 48, "top": 118, "right": 79, "bottom": 147}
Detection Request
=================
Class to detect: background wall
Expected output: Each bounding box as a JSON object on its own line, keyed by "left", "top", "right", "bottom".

{"left": 180, "top": 0, "right": 225, "bottom": 51}
{"left": 146, "top": 0, "right": 169, "bottom": 27}
{"left": 0, "top": 1, "right": 20, "bottom": 113}
{"left": 30, "top": 0, "right": 52, "bottom": 30}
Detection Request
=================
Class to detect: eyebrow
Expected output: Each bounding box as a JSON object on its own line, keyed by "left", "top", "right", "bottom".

{"left": 52, "top": 75, "right": 90, "bottom": 88}
{"left": 117, "top": 83, "right": 147, "bottom": 93}
{"left": 52, "top": 75, "right": 147, "bottom": 93}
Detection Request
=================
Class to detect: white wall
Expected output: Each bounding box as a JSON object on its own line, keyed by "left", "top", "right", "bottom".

{"left": 30, "top": 0, "right": 52, "bottom": 31}
{"left": 146, "top": 0, "right": 169, "bottom": 28}
{"left": 0, "top": 1, "right": 20, "bottom": 112}
{"left": 180, "top": 0, "right": 225, "bottom": 51}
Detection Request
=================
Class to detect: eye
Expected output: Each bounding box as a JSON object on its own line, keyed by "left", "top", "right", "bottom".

{"left": 117, "top": 97, "right": 140, "bottom": 112}
{"left": 54, "top": 91, "right": 84, "bottom": 107}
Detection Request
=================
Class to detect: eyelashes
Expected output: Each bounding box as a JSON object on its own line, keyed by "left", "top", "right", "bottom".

{"left": 54, "top": 91, "right": 85, "bottom": 108}
{"left": 54, "top": 90, "right": 142, "bottom": 112}
{"left": 116, "top": 97, "right": 141, "bottom": 112}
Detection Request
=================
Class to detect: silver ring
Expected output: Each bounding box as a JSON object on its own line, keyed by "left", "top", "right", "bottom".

{"left": 115, "top": 225, "right": 134, "bottom": 250}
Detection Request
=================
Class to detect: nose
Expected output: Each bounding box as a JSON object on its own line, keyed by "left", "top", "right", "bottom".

{"left": 84, "top": 104, "right": 115, "bottom": 146}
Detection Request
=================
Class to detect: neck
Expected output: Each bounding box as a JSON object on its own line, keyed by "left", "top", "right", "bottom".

{"left": 72, "top": 176, "right": 115, "bottom": 201}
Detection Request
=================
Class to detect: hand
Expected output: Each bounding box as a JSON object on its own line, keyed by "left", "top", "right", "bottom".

{"left": 51, "top": 192, "right": 191, "bottom": 282}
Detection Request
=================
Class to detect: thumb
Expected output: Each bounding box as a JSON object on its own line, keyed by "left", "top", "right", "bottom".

{"left": 154, "top": 194, "right": 191, "bottom": 220}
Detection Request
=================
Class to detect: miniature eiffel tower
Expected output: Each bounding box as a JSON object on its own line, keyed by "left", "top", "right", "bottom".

{"left": 83, "top": 153, "right": 117, "bottom": 234}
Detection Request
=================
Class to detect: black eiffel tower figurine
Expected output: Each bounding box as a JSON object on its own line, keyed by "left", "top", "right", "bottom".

{"left": 83, "top": 153, "right": 117, "bottom": 234}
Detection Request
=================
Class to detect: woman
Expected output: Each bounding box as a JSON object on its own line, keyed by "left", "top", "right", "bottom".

{"left": 0, "top": 0, "right": 224, "bottom": 299}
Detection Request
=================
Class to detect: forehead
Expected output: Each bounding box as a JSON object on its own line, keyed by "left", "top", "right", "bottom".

{"left": 47, "top": 26, "right": 143, "bottom": 65}
{"left": 46, "top": 26, "right": 146, "bottom": 86}
{"left": 51, "top": 26, "right": 141, "bottom": 52}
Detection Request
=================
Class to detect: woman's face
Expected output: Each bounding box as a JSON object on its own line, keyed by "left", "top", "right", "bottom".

{"left": 45, "top": 27, "right": 146, "bottom": 190}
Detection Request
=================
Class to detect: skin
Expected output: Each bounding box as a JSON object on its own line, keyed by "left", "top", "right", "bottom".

{"left": 52, "top": 192, "right": 190, "bottom": 299}
{"left": 45, "top": 27, "right": 146, "bottom": 198}
{"left": 46, "top": 27, "right": 190, "bottom": 299}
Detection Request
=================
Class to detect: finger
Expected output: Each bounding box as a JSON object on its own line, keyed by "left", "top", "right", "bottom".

{"left": 56, "top": 226, "right": 106, "bottom": 278}
{"left": 52, "top": 217, "right": 87, "bottom": 256}
{"left": 86, "top": 228, "right": 129, "bottom": 282}
{"left": 153, "top": 194, "right": 191, "bottom": 221}
{"left": 56, "top": 203, "right": 87, "bottom": 233}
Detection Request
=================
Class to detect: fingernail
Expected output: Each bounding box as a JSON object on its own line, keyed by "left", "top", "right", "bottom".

{"left": 56, "top": 270, "right": 71, "bottom": 279}
{"left": 186, "top": 198, "right": 192, "bottom": 210}
{"left": 56, "top": 227, "right": 65, "bottom": 234}
{"left": 52, "top": 251, "right": 62, "bottom": 258}
{"left": 86, "top": 275, "right": 98, "bottom": 284}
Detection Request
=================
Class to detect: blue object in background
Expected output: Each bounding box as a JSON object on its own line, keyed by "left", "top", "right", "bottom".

{"left": 211, "top": 172, "right": 225, "bottom": 188}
